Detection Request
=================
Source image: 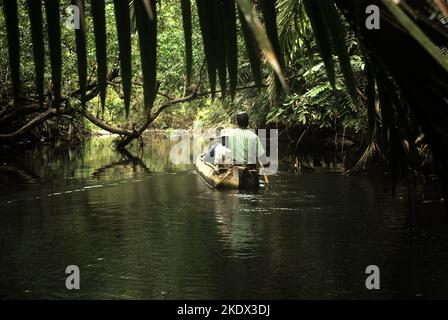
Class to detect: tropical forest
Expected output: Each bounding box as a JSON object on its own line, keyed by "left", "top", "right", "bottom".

{"left": 1, "top": 0, "right": 448, "bottom": 300}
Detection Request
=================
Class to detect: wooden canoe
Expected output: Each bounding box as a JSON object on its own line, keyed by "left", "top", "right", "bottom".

{"left": 195, "top": 155, "right": 260, "bottom": 189}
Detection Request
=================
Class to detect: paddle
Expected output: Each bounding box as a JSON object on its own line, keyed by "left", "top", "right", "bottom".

{"left": 258, "top": 159, "right": 269, "bottom": 185}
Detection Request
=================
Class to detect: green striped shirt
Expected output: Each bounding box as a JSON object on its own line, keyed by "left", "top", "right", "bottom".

{"left": 229, "top": 128, "right": 265, "bottom": 164}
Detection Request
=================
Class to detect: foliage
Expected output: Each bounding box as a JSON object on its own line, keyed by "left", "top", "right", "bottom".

{"left": 1, "top": 0, "right": 448, "bottom": 181}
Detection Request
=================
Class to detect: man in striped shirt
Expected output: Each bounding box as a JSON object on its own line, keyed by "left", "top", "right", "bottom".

{"left": 229, "top": 112, "right": 268, "bottom": 168}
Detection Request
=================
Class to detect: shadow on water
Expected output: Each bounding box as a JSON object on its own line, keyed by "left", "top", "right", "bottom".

{"left": 0, "top": 135, "right": 447, "bottom": 299}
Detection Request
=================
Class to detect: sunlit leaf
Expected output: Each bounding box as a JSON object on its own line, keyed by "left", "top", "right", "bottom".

{"left": 237, "top": 0, "right": 288, "bottom": 91}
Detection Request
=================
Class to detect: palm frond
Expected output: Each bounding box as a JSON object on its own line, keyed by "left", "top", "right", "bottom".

{"left": 113, "top": 0, "right": 133, "bottom": 117}
{"left": 27, "top": 0, "right": 45, "bottom": 107}
{"left": 90, "top": 0, "right": 108, "bottom": 112}
{"left": 238, "top": 5, "right": 262, "bottom": 88}
{"left": 381, "top": 0, "right": 448, "bottom": 72}
{"left": 303, "top": 0, "right": 336, "bottom": 88}
{"left": 212, "top": 1, "right": 227, "bottom": 97}
{"left": 72, "top": 0, "right": 87, "bottom": 109}
{"left": 224, "top": 0, "right": 238, "bottom": 99}
{"left": 260, "top": 0, "right": 283, "bottom": 97}
{"left": 135, "top": 0, "right": 157, "bottom": 110}
{"left": 3, "top": 0, "right": 21, "bottom": 106}
{"left": 237, "top": 0, "right": 287, "bottom": 91}
{"left": 319, "top": 0, "right": 357, "bottom": 102}
{"left": 180, "top": 0, "right": 193, "bottom": 86}
{"left": 196, "top": 0, "right": 217, "bottom": 97}
{"left": 45, "top": 0, "right": 62, "bottom": 109}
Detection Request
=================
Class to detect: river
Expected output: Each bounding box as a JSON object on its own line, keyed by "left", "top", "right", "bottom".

{"left": 0, "top": 135, "right": 447, "bottom": 299}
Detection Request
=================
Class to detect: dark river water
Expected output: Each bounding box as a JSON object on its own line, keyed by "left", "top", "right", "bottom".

{"left": 0, "top": 135, "right": 447, "bottom": 299}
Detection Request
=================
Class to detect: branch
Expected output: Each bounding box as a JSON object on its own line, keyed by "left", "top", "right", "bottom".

{"left": 76, "top": 108, "right": 134, "bottom": 136}
{"left": 0, "top": 103, "right": 43, "bottom": 126}
{"left": 116, "top": 81, "right": 266, "bottom": 149}
{"left": 151, "top": 83, "right": 268, "bottom": 119}
{"left": 0, "top": 106, "right": 71, "bottom": 142}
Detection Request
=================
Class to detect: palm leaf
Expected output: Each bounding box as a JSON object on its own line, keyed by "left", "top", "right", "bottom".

{"left": 260, "top": 0, "right": 283, "bottom": 96}
{"left": 113, "top": 0, "right": 132, "bottom": 118}
{"left": 180, "top": 0, "right": 192, "bottom": 86}
{"left": 135, "top": 0, "right": 157, "bottom": 110}
{"left": 303, "top": 0, "right": 336, "bottom": 88}
{"left": 72, "top": 0, "right": 87, "bottom": 109}
{"left": 238, "top": 5, "right": 262, "bottom": 88}
{"left": 224, "top": 0, "right": 238, "bottom": 98}
{"left": 212, "top": 0, "right": 227, "bottom": 97}
{"left": 196, "top": 0, "right": 217, "bottom": 97}
{"left": 381, "top": 0, "right": 448, "bottom": 73}
{"left": 319, "top": 0, "right": 357, "bottom": 102}
{"left": 142, "top": 0, "right": 155, "bottom": 20}
{"left": 27, "top": 0, "right": 45, "bottom": 107}
{"left": 2, "top": 0, "right": 21, "bottom": 106}
{"left": 237, "top": 0, "right": 287, "bottom": 90}
{"left": 130, "top": 0, "right": 137, "bottom": 34}
{"left": 90, "top": 0, "right": 108, "bottom": 112}
{"left": 45, "top": 0, "right": 62, "bottom": 109}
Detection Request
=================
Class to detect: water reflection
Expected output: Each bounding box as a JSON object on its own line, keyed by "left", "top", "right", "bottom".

{"left": 0, "top": 136, "right": 447, "bottom": 299}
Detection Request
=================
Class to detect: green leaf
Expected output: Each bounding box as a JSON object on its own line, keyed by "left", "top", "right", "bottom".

{"left": 303, "top": 0, "right": 335, "bottom": 88}
{"left": 72, "top": 0, "right": 87, "bottom": 109}
{"left": 135, "top": 0, "right": 158, "bottom": 110}
{"left": 90, "top": 0, "right": 108, "bottom": 112}
{"left": 196, "top": 0, "right": 217, "bottom": 97}
{"left": 3, "top": 0, "right": 21, "bottom": 106}
{"left": 224, "top": 0, "right": 238, "bottom": 99}
{"left": 211, "top": 0, "right": 227, "bottom": 97}
{"left": 238, "top": 4, "right": 262, "bottom": 88}
{"left": 319, "top": 0, "right": 357, "bottom": 102}
{"left": 27, "top": 0, "right": 45, "bottom": 107}
{"left": 237, "top": 0, "right": 287, "bottom": 91}
{"left": 180, "top": 0, "right": 192, "bottom": 87}
{"left": 129, "top": 0, "right": 137, "bottom": 34}
{"left": 45, "top": 0, "right": 62, "bottom": 109}
{"left": 113, "top": 0, "right": 133, "bottom": 117}
{"left": 260, "top": 0, "right": 283, "bottom": 95}
{"left": 381, "top": 0, "right": 448, "bottom": 73}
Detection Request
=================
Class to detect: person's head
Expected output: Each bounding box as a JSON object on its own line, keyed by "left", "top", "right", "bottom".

{"left": 215, "top": 127, "right": 224, "bottom": 139}
{"left": 236, "top": 112, "right": 249, "bottom": 128}
{"left": 215, "top": 126, "right": 224, "bottom": 137}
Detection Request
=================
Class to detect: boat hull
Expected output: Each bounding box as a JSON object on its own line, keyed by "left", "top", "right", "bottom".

{"left": 195, "top": 156, "right": 259, "bottom": 189}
